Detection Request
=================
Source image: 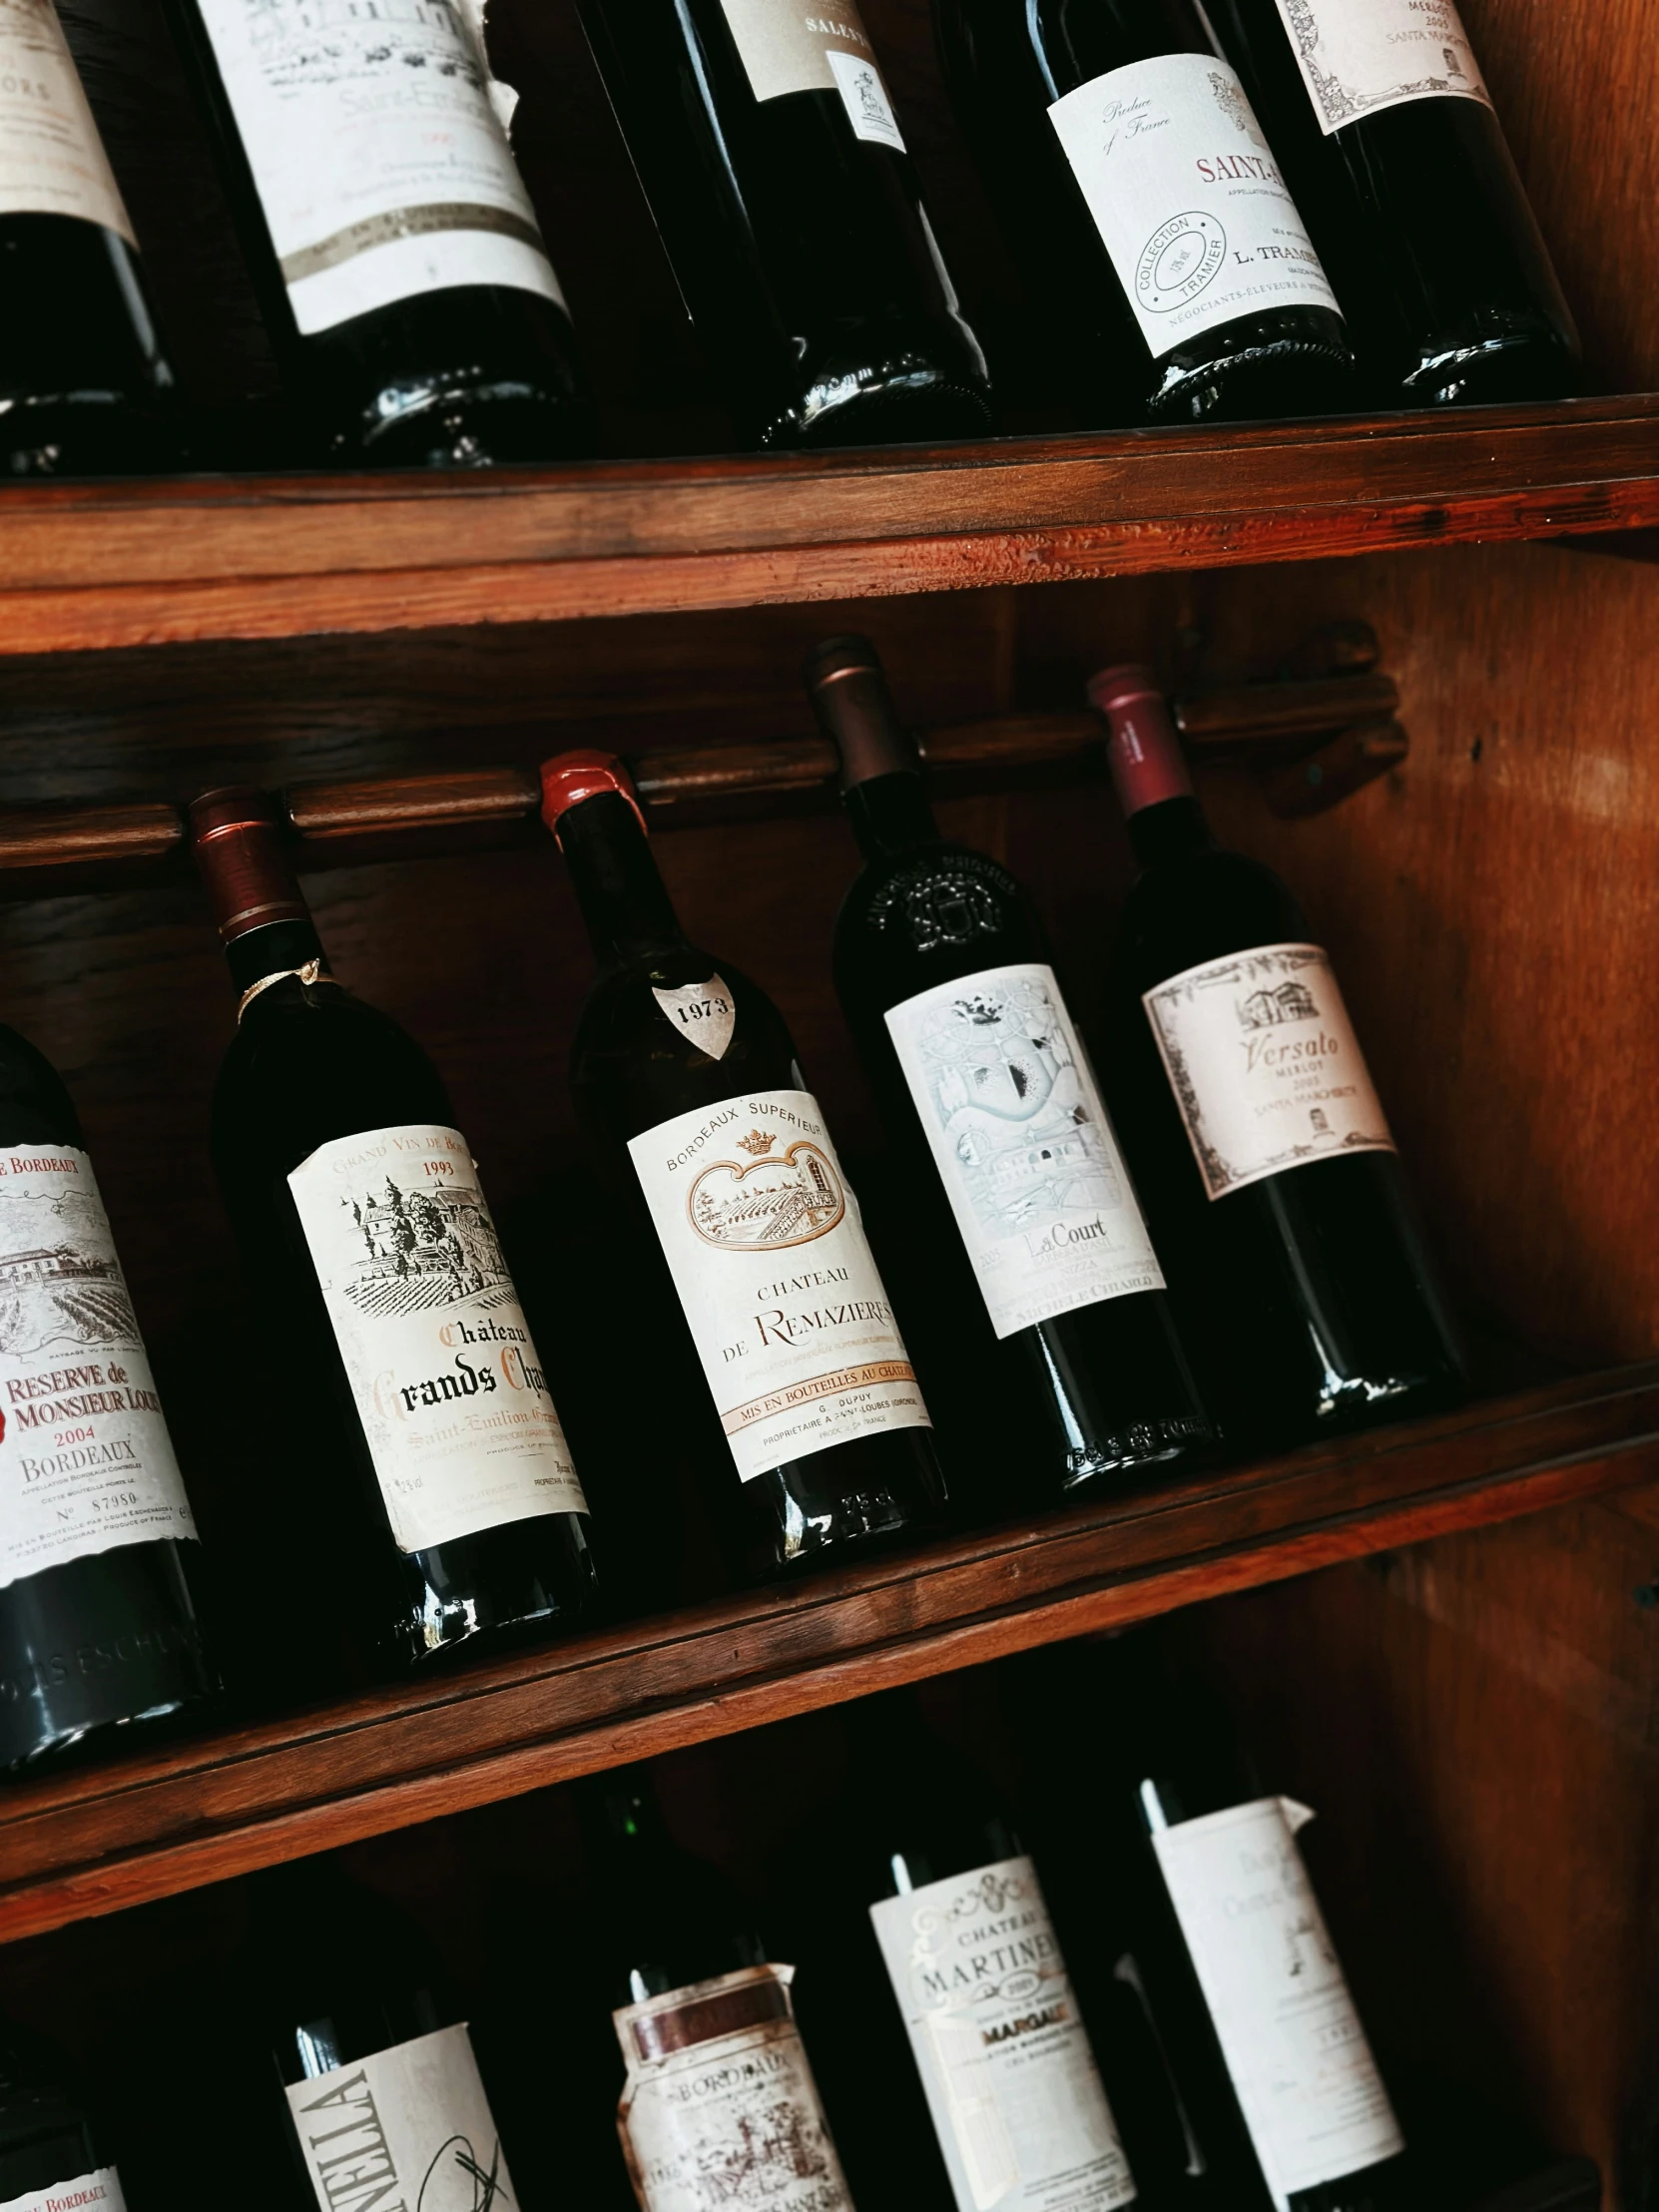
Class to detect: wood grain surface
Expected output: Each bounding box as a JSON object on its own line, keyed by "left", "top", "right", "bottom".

{"left": 0, "top": 400, "right": 1651, "bottom": 653}
{"left": 0, "top": 1365, "right": 1655, "bottom": 1945}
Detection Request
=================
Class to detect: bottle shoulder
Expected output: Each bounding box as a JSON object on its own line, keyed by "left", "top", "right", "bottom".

{"left": 572, "top": 953, "right": 805, "bottom": 1135}
{"left": 1122, "top": 846, "right": 1310, "bottom": 979}
{"left": 0, "top": 1023, "right": 81, "bottom": 1148}
{"left": 213, "top": 986, "right": 453, "bottom": 1170}
{"left": 833, "top": 841, "right": 1046, "bottom": 1013}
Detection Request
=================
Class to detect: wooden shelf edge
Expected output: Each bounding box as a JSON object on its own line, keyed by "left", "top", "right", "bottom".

{"left": 2, "top": 1363, "right": 1655, "bottom": 1944}
{"left": 0, "top": 398, "right": 1654, "bottom": 653}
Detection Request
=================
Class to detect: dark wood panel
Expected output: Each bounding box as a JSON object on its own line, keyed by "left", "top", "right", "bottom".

{"left": 0, "top": 1365, "right": 1655, "bottom": 1945}
{"left": 0, "top": 400, "right": 1651, "bottom": 652}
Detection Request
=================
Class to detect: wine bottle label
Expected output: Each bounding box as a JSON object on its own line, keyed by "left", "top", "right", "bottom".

{"left": 627, "top": 1088, "right": 930, "bottom": 1482}
{"left": 287, "top": 1124, "right": 588, "bottom": 1552}
{"left": 1046, "top": 53, "right": 1338, "bottom": 355}
{"left": 0, "top": 2173, "right": 126, "bottom": 2212}
{"left": 0, "top": 1146, "right": 196, "bottom": 1592}
{"left": 284, "top": 2021, "right": 513, "bottom": 2212}
{"left": 718, "top": 0, "right": 907, "bottom": 149}
{"left": 1149, "top": 1797, "right": 1403, "bottom": 2210}
{"left": 193, "top": 0, "right": 565, "bottom": 335}
{"left": 1271, "top": 0, "right": 1493, "bottom": 133}
{"left": 1140, "top": 942, "right": 1394, "bottom": 1201}
{"left": 885, "top": 963, "right": 1165, "bottom": 1340}
{"left": 652, "top": 975, "right": 737, "bottom": 1062}
{"left": 870, "top": 1855, "right": 1137, "bottom": 2212}
{"left": 0, "top": 0, "right": 134, "bottom": 241}
{"left": 614, "top": 1963, "right": 853, "bottom": 2212}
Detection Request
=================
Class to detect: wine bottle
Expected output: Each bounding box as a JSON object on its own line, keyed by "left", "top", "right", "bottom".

{"left": 813, "top": 634, "right": 1216, "bottom": 1499}
{"left": 1207, "top": 0, "right": 1579, "bottom": 406}
{"left": 593, "top": 1772, "right": 854, "bottom": 2212}
{"left": 0, "top": 2023, "right": 126, "bottom": 2211}
{"left": 1080, "top": 1634, "right": 1408, "bottom": 2212}
{"left": 247, "top": 1859, "right": 517, "bottom": 2212}
{"left": 932, "top": 0, "right": 1355, "bottom": 423}
{"left": 0, "top": 0, "right": 178, "bottom": 474}
{"left": 0, "top": 1022, "right": 213, "bottom": 1769}
{"left": 542, "top": 749, "right": 946, "bottom": 1576}
{"left": 165, "top": 0, "right": 587, "bottom": 465}
{"left": 857, "top": 1690, "right": 1141, "bottom": 2212}
{"left": 573, "top": 0, "right": 992, "bottom": 449}
{"left": 1091, "top": 665, "right": 1462, "bottom": 1448}
{"left": 190, "top": 788, "right": 596, "bottom": 1680}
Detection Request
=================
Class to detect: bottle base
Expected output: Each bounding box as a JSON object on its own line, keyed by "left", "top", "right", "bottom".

{"left": 1058, "top": 1414, "right": 1221, "bottom": 1495}
{"left": 1396, "top": 328, "right": 1580, "bottom": 408}
{"left": 339, "top": 381, "right": 593, "bottom": 469}
{"left": 1148, "top": 340, "right": 1357, "bottom": 424}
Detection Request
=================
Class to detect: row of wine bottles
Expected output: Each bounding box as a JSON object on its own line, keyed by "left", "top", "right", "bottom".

{"left": 0, "top": 640, "right": 1462, "bottom": 1769}
{"left": 3, "top": 0, "right": 1579, "bottom": 474}
{"left": 0, "top": 1648, "right": 1446, "bottom": 2212}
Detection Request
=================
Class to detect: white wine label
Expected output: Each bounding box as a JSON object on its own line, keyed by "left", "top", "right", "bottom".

{"left": 0, "top": 0, "right": 133, "bottom": 240}
{"left": 1150, "top": 1797, "right": 1403, "bottom": 2211}
{"left": 1272, "top": 0, "right": 1493, "bottom": 133}
{"left": 193, "top": 0, "right": 564, "bottom": 335}
{"left": 627, "top": 1088, "right": 930, "bottom": 1482}
{"left": 885, "top": 963, "right": 1164, "bottom": 1341}
{"left": 285, "top": 2022, "right": 513, "bottom": 2212}
{"left": 870, "top": 1856, "right": 1137, "bottom": 2212}
{"left": 615, "top": 1963, "right": 853, "bottom": 2212}
{"left": 652, "top": 975, "right": 737, "bottom": 1062}
{"left": 1047, "top": 52, "right": 1337, "bottom": 354}
{"left": 0, "top": 2172, "right": 127, "bottom": 2212}
{"left": 719, "top": 0, "right": 906, "bottom": 148}
{"left": 287, "top": 1124, "right": 587, "bottom": 1553}
{"left": 0, "top": 1147, "right": 195, "bottom": 1592}
{"left": 1141, "top": 943, "right": 1393, "bottom": 1201}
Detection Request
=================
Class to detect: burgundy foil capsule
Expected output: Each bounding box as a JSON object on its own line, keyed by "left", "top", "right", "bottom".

{"left": 1088, "top": 664, "right": 1195, "bottom": 819}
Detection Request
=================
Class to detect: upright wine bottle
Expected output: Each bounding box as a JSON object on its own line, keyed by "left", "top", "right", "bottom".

{"left": 933, "top": 0, "right": 1355, "bottom": 423}
{"left": 0, "top": 1023, "right": 213, "bottom": 1769}
{"left": 165, "top": 0, "right": 587, "bottom": 464}
{"left": 857, "top": 1690, "right": 1141, "bottom": 2212}
{"left": 191, "top": 788, "right": 596, "bottom": 1680}
{"left": 1091, "top": 666, "right": 1462, "bottom": 1447}
{"left": 1078, "top": 1634, "right": 1408, "bottom": 2212}
{"left": 574, "top": 0, "right": 991, "bottom": 448}
{"left": 0, "top": 0, "right": 177, "bottom": 474}
{"left": 543, "top": 749, "right": 946, "bottom": 1576}
{"left": 593, "top": 1772, "right": 854, "bottom": 2212}
{"left": 814, "top": 634, "right": 1216, "bottom": 1499}
{"left": 247, "top": 1858, "right": 517, "bottom": 2212}
{"left": 1208, "top": 0, "right": 1578, "bottom": 406}
{"left": 0, "top": 2023, "right": 126, "bottom": 2211}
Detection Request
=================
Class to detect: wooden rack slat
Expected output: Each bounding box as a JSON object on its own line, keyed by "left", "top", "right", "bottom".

{"left": 0, "top": 671, "right": 1406, "bottom": 882}
{"left": 0, "top": 1364, "right": 1652, "bottom": 1945}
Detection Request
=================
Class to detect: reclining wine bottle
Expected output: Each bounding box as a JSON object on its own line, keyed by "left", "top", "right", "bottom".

{"left": 1091, "top": 666, "right": 1462, "bottom": 1446}
{"left": 857, "top": 1688, "right": 1141, "bottom": 2212}
{"left": 813, "top": 633, "right": 1216, "bottom": 1499}
{"left": 542, "top": 748, "right": 945, "bottom": 1577}
{"left": 933, "top": 0, "right": 1354, "bottom": 423}
{"left": 245, "top": 1858, "right": 518, "bottom": 2212}
{"left": 166, "top": 0, "right": 587, "bottom": 463}
{"left": 574, "top": 0, "right": 991, "bottom": 448}
{"left": 0, "top": 2023, "right": 127, "bottom": 2211}
{"left": 0, "top": 0, "right": 179, "bottom": 474}
{"left": 1079, "top": 1633, "right": 1408, "bottom": 2212}
{"left": 0, "top": 1021, "right": 213, "bottom": 1768}
{"left": 592, "top": 1771, "right": 853, "bottom": 2212}
{"left": 1207, "top": 0, "right": 1578, "bottom": 406}
{"left": 191, "top": 788, "right": 596, "bottom": 1680}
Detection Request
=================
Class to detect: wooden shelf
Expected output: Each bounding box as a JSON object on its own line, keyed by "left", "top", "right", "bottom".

{"left": 2, "top": 1363, "right": 1656, "bottom": 1945}
{"left": 2, "top": 396, "right": 1656, "bottom": 657}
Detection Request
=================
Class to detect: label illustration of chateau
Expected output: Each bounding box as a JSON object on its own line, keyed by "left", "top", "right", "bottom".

{"left": 242, "top": 0, "right": 482, "bottom": 94}
{"left": 689, "top": 1133, "right": 845, "bottom": 1252}
{"left": 906, "top": 973, "right": 1123, "bottom": 1237}
{"left": 0, "top": 1186, "right": 141, "bottom": 1357}
{"left": 334, "top": 1172, "right": 514, "bottom": 1319}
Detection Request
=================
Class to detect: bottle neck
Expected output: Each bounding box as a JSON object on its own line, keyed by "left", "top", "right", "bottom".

{"left": 557, "top": 791, "right": 688, "bottom": 964}
{"left": 1127, "top": 795, "right": 1217, "bottom": 869}
{"left": 225, "top": 915, "right": 329, "bottom": 1000}
{"left": 843, "top": 771, "right": 941, "bottom": 861}
{"left": 190, "top": 805, "right": 334, "bottom": 1003}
